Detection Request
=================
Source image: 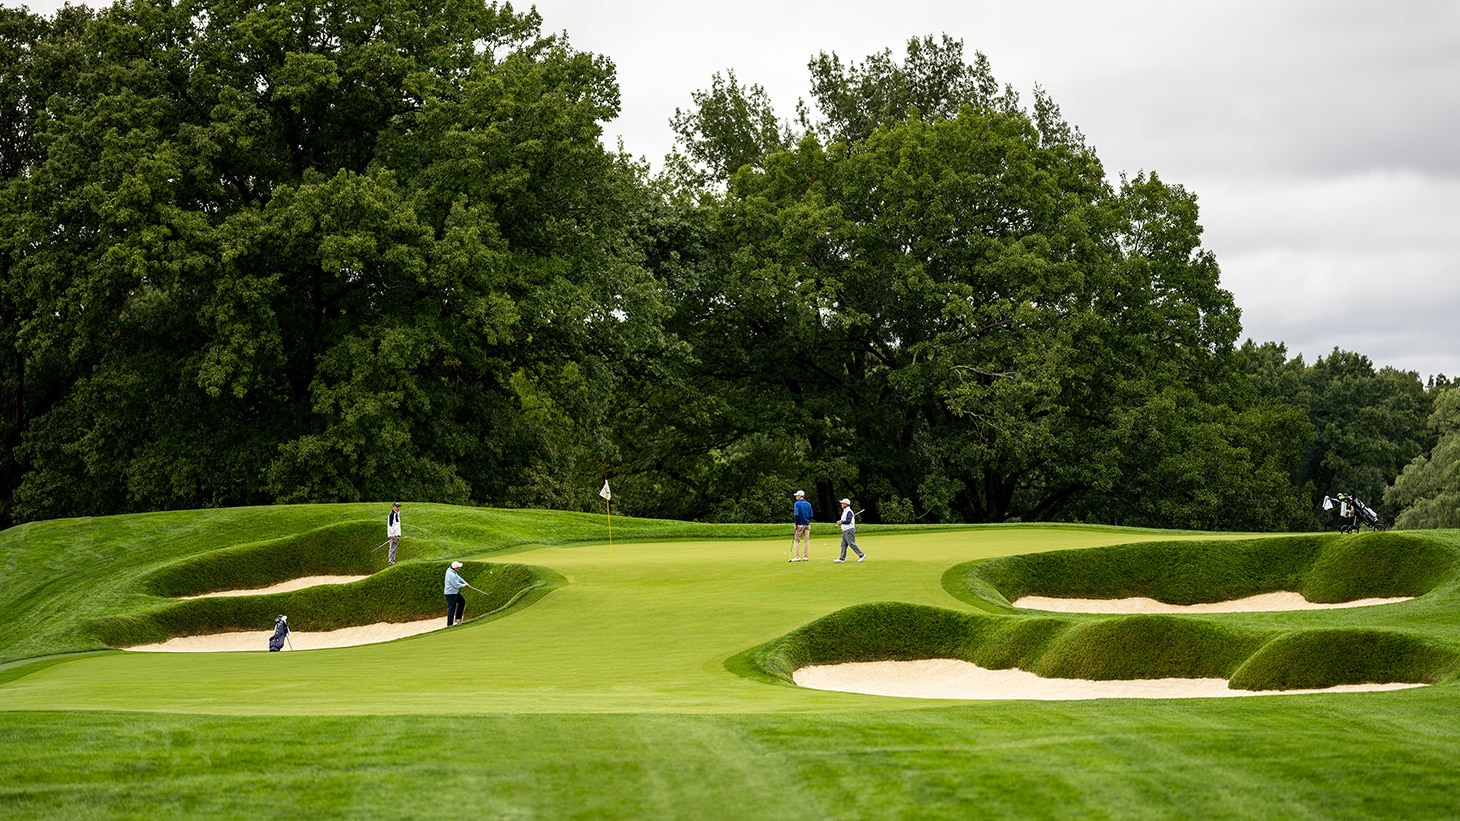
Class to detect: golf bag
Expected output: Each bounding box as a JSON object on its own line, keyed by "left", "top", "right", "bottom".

{"left": 1327, "top": 493, "right": 1385, "bottom": 533}
{"left": 268, "top": 615, "right": 290, "bottom": 652}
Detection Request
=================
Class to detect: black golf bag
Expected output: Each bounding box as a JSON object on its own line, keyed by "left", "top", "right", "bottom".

{"left": 268, "top": 615, "right": 290, "bottom": 651}
{"left": 1332, "top": 493, "right": 1385, "bottom": 533}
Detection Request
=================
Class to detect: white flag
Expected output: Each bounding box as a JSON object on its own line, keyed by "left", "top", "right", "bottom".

{"left": 599, "top": 480, "right": 612, "bottom": 501}
{"left": 1322, "top": 496, "right": 1333, "bottom": 511}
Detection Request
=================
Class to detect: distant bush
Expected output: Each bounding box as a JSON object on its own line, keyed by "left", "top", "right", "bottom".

{"left": 93, "top": 561, "right": 554, "bottom": 647}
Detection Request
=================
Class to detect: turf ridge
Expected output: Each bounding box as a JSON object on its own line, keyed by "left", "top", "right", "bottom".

{"left": 742, "top": 531, "right": 1460, "bottom": 690}
{"left": 7, "top": 509, "right": 1460, "bottom": 816}
{"left": 92, "top": 561, "right": 555, "bottom": 646}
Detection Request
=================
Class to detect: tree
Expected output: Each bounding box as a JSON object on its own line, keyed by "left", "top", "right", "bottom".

{"left": 3, "top": 0, "right": 661, "bottom": 522}
{"left": 1386, "top": 388, "right": 1460, "bottom": 529}
{"left": 1240, "top": 343, "right": 1437, "bottom": 523}
{"left": 635, "top": 38, "right": 1311, "bottom": 529}
{"left": 668, "top": 69, "right": 786, "bottom": 186}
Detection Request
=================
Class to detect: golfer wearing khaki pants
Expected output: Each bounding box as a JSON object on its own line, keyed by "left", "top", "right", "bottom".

{"left": 791, "top": 490, "right": 813, "bottom": 561}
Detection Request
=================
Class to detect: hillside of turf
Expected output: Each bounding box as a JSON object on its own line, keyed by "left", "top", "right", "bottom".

{"left": 743, "top": 531, "right": 1460, "bottom": 691}
{"left": 0, "top": 503, "right": 807, "bottom": 663}
{"left": 953, "top": 531, "right": 1457, "bottom": 608}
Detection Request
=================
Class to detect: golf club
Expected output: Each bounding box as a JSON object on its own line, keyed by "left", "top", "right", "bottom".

{"left": 371, "top": 536, "right": 407, "bottom": 553}
{"left": 286, "top": 634, "right": 294, "bottom": 651}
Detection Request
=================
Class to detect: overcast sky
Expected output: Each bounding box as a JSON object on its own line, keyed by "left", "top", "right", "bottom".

{"left": 19, "top": 0, "right": 1460, "bottom": 381}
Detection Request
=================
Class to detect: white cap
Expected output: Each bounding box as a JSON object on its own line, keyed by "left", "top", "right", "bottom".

{"left": 840, "top": 498, "right": 851, "bottom": 505}
{"left": 450, "top": 561, "right": 462, "bottom": 569}
{"left": 794, "top": 490, "right": 805, "bottom": 497}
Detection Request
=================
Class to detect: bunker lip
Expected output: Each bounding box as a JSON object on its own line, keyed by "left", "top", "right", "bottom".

{"left": 1010, "top": 591, "right": 1415, "bottom": 614}
{"left": 793, "top": 659, "right": 1428, "bottom": 701}
{"left": 123, "top": 618, "right": 455, "bottom": 652}
{"left": 177, "top": 574, "right": 373, "bottom": 599}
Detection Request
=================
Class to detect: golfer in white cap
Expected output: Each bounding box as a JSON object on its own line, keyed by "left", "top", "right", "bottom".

{"left": 835, "top": 499, "right": 866, "bottom": 563}
{"left": 444, "top": 561, "right": 474, "bottom": 625}
{"left": 790, "top": 490, "right": 813, "bottom": 562}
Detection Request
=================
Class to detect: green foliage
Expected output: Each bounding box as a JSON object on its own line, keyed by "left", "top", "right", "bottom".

{"left": 0, "top": 0, "right": 660, "bottom": 524}
{"left": 668, "top": 69, "right": 787, "bottom": 185}
{"left": 1387, "top": 387, "right": 1460, "bottom": 529}
{"left": 640, "top": 39, "right": 1309, "bottom": 530}
{"left": 1242, "top": 342, "right": 1438, "bottom": 524}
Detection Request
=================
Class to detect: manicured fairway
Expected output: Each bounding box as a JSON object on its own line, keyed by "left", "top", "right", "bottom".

{"left": 1, "top": 526, "right": 1193, "bottom": 714}
{"left": 3, "top": 507, "right": 1460, "bottom": 818}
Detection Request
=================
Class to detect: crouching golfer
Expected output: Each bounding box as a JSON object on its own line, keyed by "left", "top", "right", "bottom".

{"left": 834, "top": 498, "right": 866, "bottom": 563}
{"left": 444, "top": 561, "right": 474, "bottom": 626}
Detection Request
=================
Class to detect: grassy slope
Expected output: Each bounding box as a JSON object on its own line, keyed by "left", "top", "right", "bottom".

{"left": 3, "top": 506, "right": 1460, "bottom": 818}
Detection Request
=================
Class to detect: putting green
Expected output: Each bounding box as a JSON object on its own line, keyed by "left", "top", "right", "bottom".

{"left": 0, "top": 527, "right": 1201, "bottom": 715}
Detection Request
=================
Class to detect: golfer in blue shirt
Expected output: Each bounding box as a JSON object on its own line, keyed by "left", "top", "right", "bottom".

{"left": 444, "top": 561, "right": 474, "bottom": 625}
{"left": 790, "top": 490, "right": 813, "bottom": 562}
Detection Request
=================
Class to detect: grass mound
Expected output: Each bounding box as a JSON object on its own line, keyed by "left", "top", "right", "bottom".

{"left": 748, "top": 602, "right": 1457, "bottom": 691}
{"left": 1229, "top": 629, "right": 1460, "bottom": 690}
{"left": 93, "top": 561, "right": 556, "bottom": 647}
{"left": 951, "top": 531, "right": 1457, "bottom": 608}
{"left": 145, "top": 520, "right": 384, "bottom": 597}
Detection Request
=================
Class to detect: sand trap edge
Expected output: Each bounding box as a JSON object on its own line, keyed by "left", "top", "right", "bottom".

{"left": 178, "top": 574, "right": 373, "bottom": 599}
{"left": 793, "top": 658, "right": 1427, "bottom": 701}
{"left": 123, "top": 618, "right": 454, "bottom": 652}
{"left": 1010, "top": 591, "right": 1414, "bottom": 614}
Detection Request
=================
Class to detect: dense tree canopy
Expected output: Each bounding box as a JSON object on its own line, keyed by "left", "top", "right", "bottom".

{"left": 626, "top": 38, "right": 1315, "bottom": 530}
{"left": 1386, "top": 388, "right": 1460, "bottom": 529}
{"left": 1, "top": 0, "right": 662, "bottom": 522}
{"left": 0, "top": 12, "right": 1445, "bottom": 532}
{"left": 1240, "top": 342, "right": 1440, "bottom": 524}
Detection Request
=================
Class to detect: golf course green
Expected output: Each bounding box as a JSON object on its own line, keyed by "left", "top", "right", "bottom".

{"left": 3, "top": 504, "right": 1459, "bottom": 817}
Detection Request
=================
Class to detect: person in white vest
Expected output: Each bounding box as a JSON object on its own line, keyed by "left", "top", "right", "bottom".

{"left": 834, "top": 498, "right": 866, "bottom": 563}
{"left": 387, "top": 502, "right": 402, "bottom": 565}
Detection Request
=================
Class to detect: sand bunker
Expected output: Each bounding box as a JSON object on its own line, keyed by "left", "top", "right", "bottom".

{"left": 794, "top": 659, "right": 1426, "bottom": 701}
{"left": 179, "top": 575, "right": 372, "bottom": 599}
{"left": 125, "top": 618, "right": 451, "bottom": 652}
{"left": 1011, "top": 591, "right": 1414, "bottom": 614}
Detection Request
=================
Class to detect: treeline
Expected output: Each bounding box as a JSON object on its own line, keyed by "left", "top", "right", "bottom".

{"left": 0, "top": 0, "right": 1452, "bottom": 531}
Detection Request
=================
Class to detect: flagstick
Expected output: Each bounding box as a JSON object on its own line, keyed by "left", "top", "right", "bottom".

{"left": 607, "top": 496, "right": 612, "bottom": 557}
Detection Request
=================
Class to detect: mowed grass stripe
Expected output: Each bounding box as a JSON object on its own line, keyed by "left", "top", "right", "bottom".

{"left": 0, "top": 528, "right": 1193, "bottom": 715}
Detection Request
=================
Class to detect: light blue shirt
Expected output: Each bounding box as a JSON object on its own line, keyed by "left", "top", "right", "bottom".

{"left": 444, "top": 568, "right": 468, "bottom": 594}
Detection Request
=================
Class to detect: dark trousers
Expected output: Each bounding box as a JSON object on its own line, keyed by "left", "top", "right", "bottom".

{"left": 446, "top": 593, "right": 465, "bottom": 625}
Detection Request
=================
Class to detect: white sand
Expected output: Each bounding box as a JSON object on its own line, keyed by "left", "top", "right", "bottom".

{"left": 794, "top": 658, "right": 1427, "bottom": 701}
{"left": 179, "top": 575, "right": 372, "bottom": 599}
{"left": 125, "top": 618, "right": 451, "bottom": 652}
{"left": 1011, "top": 591, "right": 1414, "bottom": 614}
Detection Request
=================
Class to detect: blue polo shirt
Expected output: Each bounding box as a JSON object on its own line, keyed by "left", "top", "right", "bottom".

{"left": 444, "top": 568, "right": 468, "bottom": 594}
{"left": 794, "top": 499, "right": 813, "bottom": 526}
